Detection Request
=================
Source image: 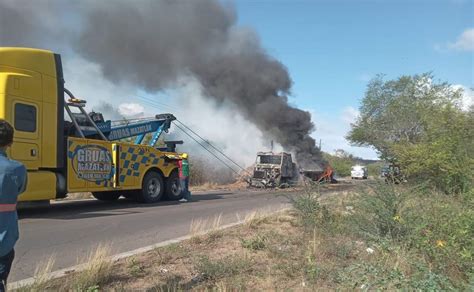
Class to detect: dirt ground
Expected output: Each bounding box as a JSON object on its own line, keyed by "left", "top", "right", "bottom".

{"left": 189, "top": 180, "right": 249, "bottom": 192}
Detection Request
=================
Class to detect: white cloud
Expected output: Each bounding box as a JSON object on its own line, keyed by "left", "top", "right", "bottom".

{"left": 341, "top": 106, "right": 360, "bottom": 124}
{"left": 309, "top": 107, "right": 378, "bottom": 160}
{"left": 452, "top": 84, "right": 474, "bottom": 110}
{"left": 118, "top": 103, "right": 145, "bottom": 117}
{"left": 448, "top": 28, "right": 474, "bottom": 51}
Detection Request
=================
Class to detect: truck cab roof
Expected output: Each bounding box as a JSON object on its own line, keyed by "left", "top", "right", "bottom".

{"left": 0, "top": 47, "right": 58, "bottom": 77}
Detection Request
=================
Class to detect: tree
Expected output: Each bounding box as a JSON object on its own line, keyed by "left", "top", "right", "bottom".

{"left": 347, "top": 73, "right": 473, "bottom": 193}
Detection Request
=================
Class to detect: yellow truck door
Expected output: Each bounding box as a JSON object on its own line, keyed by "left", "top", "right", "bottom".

{"left": 67, "top": 137, "right": 118, "bottom": 192}
{"left": 10, "top": 100, "right": 41, "bottom": 169}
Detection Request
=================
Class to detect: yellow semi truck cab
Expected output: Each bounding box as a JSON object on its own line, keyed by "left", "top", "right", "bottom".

{"left": 0, "top": 47, "right": 183, "bottom": 203}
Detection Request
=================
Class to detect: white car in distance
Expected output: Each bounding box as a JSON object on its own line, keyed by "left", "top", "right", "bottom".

{"left": 351, "top": 165, "right": 368, "bottom": 179}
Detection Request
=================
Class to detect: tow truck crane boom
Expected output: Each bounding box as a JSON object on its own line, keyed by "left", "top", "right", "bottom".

{"left": 85, "top": 114, "right": 176, "bottom": 146}
{"left": 63, "top": 92, "right": 180, "bottom": 149}
{"left": 99, "top": 115, "right": 174, "bottom": 144}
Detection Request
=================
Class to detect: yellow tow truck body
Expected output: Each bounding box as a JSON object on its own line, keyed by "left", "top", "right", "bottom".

{"left": 0, "top": 47, "right": 183, "bottom": 203}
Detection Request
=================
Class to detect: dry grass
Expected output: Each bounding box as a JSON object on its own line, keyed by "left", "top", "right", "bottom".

{"left": 238, "top": 207, "right": 284, "bottom": 229}
{"left": 19, "top": 244, "right": 114, "bottom": 291}
{"left": 189, "top": 182, "right": 218, "bottom": 191}
{"left": 33, "top": 256, "right": 56, "bottom": 286}
{"left": 243, "top": 209, "right": 269, "bottom": 227}
{"left": 189, "top": 213, "right": 222, "bottom": 236}
{"left": 68, "top": 243, "right": 113, "bottom": 290}
{"left": 189, "top": 213, "right": 223, "bottom": 244}
{"left": 17, "top": 256, "right": 56, "bottom": 291}
{"left": 65, "top": 192, "right": 92, "bottom": 200}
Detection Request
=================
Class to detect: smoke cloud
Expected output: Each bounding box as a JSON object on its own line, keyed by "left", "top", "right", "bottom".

{"left": 0, "top": 0, "right": 323, "bottom": 167}
{"left": 165, "top": 76, "right": 283, "bottom": 167}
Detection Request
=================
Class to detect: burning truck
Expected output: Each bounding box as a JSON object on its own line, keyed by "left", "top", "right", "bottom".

{"left": 248, "top": 152, "right": 337, "bottom": 188}
{"left": 248, "top": 152, "right": 298, "bottom": 188}
{"left": 298, "top": 161, "right": 337, "bottom": 184}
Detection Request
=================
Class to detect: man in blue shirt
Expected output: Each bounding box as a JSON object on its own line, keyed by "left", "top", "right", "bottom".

{"left": 0, "top": 120, "right": 27, "bottom": 291}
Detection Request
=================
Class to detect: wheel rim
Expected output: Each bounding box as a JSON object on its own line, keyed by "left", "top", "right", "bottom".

{"left": 147, "top": 178, "right": 161, "bottom": 198}
{"left": 171, "top": 180, "right": 180, "bottom": 195}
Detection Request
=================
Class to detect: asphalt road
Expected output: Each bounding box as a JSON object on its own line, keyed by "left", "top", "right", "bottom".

{"left": 11, "top": 183, "right": 354, "bottom": 282}
{"left": 12, "top": 188, "right": 291, "bottom": 282}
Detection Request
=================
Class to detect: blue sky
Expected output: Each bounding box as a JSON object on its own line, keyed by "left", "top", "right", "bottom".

{"left": 232, "top": 0, "right": 473, "bottom": 158}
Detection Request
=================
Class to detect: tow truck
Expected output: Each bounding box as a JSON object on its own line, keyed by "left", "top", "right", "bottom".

{"left": 0, "top": 47, "right": 184, "bottom": 203}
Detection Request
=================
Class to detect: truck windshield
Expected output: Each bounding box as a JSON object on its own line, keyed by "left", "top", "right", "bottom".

{"left": 257, "top": 155, "right": 282, "bottom": 164}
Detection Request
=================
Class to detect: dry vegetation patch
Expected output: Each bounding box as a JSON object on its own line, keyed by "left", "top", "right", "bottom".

{"left": 19, "top": 182, "right": 472, "bottom": 290}
{"left": 23, "top": 209, "right": 310, "bottom": 291}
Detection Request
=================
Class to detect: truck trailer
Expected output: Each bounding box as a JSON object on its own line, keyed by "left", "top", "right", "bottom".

{"left": 0, "top": 47, "right": 184, "bottom": 204}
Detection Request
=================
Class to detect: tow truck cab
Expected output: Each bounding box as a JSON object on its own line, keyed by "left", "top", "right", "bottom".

{"left": 0, "top": 48, "right": 64, "bottom": 201}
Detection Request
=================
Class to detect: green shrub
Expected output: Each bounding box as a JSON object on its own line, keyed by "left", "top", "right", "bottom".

{"left": 127, "top": 257, "right": 145, "bottom": 277}
{"left": 291, "top": 192, "right": 332, "bottom": 230}
{"left": 304, "top": 254, "right": 322, "bottom": 283}
{"left": 194, "top": 255, "right": 252, "bottom": 282}
{"left": 291, "top": 179, "right": 471, "bottom": 289}
{"left": 349, "top": 182, "right": 473, "bottom": 288}
{"left": 403, "top": 192, "right": 474, "bottom": 281}
{"left": 241, "top": 235, "right": 266, "bottom": 251}
{"left": 352, "top": 182, "right": 409, "bottom": 241}
{"left": 336, "top": 260, "right": 455, "bottom": 290}
{"left": 367, "top": 162, "right": 384, "bottom": 177}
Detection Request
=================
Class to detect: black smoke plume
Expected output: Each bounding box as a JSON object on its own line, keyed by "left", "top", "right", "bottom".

{"left": 0, "top": 0, "right": 323, "bottom": 167}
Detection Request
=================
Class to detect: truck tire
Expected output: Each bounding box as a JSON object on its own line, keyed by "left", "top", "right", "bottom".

{"left": 277, "top": 177, "right": 288, "bottom": 188}
{"left": 274, "top": 177, "right": 281, "bottom": 188}
{"left": 137, "top": 171, "right": 164, "bottom": 203}
{"left": 92, "top": 192, "right": 121, "bottom": 201}
{"left": 165, "top": 171, "right": 183, "bottom": 201}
